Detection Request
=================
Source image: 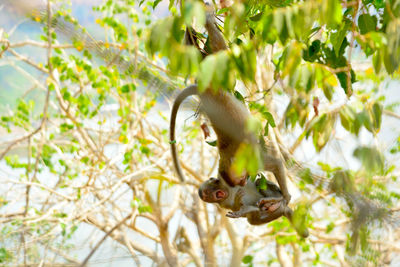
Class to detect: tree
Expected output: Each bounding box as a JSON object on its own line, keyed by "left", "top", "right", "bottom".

{"left": 0, "top": 0, "right": 399, "bottom": 266}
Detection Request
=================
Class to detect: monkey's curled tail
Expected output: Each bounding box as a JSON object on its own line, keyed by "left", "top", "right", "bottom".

{"left": 170, "top": 85, "right": 199, "bottom": 182}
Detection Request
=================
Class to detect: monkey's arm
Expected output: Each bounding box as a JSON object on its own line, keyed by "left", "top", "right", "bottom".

{"left": 225, "top": 187, "right": 259, "bottom": 218}
{"left": 226, "top": 205, "right": 260, "bottom": 218}
{"left": 205, "top": 4, "right": 227, "bottom": 53}
{"left": 263, "top": 153, "right": 291, "bottom": 204}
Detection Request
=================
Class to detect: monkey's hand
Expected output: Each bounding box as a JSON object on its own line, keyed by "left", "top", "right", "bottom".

{"left": 226, "top": 205, "right": 259, "bottom": 218}
{"left": 226, "top": 211, "right": 243, "bottom": 218}
{"left": 283, "top": 193, "right": 291, "bottom": 206}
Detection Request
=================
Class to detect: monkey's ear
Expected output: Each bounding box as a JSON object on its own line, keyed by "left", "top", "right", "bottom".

{"left": 198, "top": 188, "right": 203, "bottom": 199}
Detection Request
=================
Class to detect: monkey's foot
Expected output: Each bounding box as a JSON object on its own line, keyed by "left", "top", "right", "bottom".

{"left": 226, "top": 211, "right": 242, "bottom": 218}
{"left": 257, "top": 197, "right": 283, "bottom": 212}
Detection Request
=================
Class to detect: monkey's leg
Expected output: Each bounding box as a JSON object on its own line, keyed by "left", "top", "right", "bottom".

{"left": 205, "top": 3, "right": 227, "bottom": 52}
{"left": 263, "top": 154, "right": 291, "bottom": 204}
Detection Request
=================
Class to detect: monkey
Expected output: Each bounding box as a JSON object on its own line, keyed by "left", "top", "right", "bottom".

{"left": 170, "top": 5, "right": 291, "bottom": 204}
{"left": 198, "top": 176, "right": 309, "bottom": 237}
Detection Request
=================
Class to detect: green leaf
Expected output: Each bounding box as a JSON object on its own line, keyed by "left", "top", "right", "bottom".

{"left": 383, "top": 20, "right": 400, "bottom": 74}
{"left": 298, "top": 168, "right": 313, "bottom": 185}
{"left": 373, "top": 47, "right": 383, "bottom": 73}
{"left": 231, "top": 44, "right": 257, "bottom": 82}
{"left": 329, "top": 170, "right": 355, "bottom": 195}
{"left": 372, "top": 102, "right": 382, "bottom": 131}
{"left": 132, "top": 197, "right": 153, "bottom": 214}
{"left": 279, "top": 43, "right": 302, "bottom": 78}
{"left": 264, "top": 122, "right": 269, "bottom": 136}
{"left": 216, "top": 8, "right": 229, "bottom": 15}
{"left": 358, "top": 14, "right": 377, "bottom": 35}
{"left": 256, "top": 12, "right": 277, "bottom": 44}
{"left": 223, "top": 3, "right": 246, "bottom": 41}
{"left": 353, "top": 146, "right": 385, "bottom": 175}
{"left": 322, "top": 0, "right": 342, "bottom": 28}
{"left": 147, "top": 17, "right": 173, "bottom": 55}
{"left": 232, "top": 143, "right": 262, "bottom": 176}
{"left": 331, "top": 23, "right": 350, "bottom": 57}
{"left": 311, "top": 113, "right": 335, "bottom": 152}
{"left": 242, "top": 255, "right": 254, "bottom": 264}
{"left": 198, "top": 55, "right": 217, "bottom": 92}
{"left": 183, "top": 1, "right": 205, "bottom": 26}
{"left": 153, "top": 0, "right": 162, "bottom": 9}
{"left": 336, "top": 69, "right": 355, "bottom": 96}
{"left": 355, "top": 110, "right": 370, "bottom": 134}
{"left": 206, "top": 140, "right": 217, "bottom": 147}
{"left": 326, "top": 222, "right": 335, "bottom": 233}
{"left": 292, "top": 203, "right": 309, "bottom": 238}
{"left": 257, "top": 175, "right": 267, "bottom": 190}
{"left": 249, "top": 103, "right": 276, "bottom": 127}
{"left": 303, "top": 40, "right": 321, "bottom": 62}
{"left": 168, "top": 46, "right": 201, "bottom": 75}
{"left": 234, "top": 91, "right": 245, "bottom": 103}
{"left": 274, "top": 11, "right": 289, "bottom": 44}
{"left": 363, "top": 102, "right": 383, "bottom": 134}
{"left": 339, "top": 105, "right": 357, "bottom": 133}
{"left": 250, "top": 12, "right": 263, "bottom": 22}
{"left": 0, "top": 247, "right": 13, "bottom": 263}
{"left": 372, "top": 0, "right": 385, "bottom": 8}
{"left": 121, "top": 83, "right": 136, "bottom": 93}
{"left": 264, "top": 111, "right": 276, "bottom": 127}
{"left": 214, "top": 52, "right": 233, "bottom": 89}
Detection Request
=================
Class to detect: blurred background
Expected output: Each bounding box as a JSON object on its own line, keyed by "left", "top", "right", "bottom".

{"left": 0, "top": 0, "right": 400, "bottom": 266}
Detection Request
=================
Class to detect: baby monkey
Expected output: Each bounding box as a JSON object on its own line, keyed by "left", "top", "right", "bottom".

{"left": 198, "top": 176, "right": 309, "bottom": 237}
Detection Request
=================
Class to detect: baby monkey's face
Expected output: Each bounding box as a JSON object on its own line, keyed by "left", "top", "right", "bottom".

{"left": 198, "top": 178, "right": 228, "bottom": 203}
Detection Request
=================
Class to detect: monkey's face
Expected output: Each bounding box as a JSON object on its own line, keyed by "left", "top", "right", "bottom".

{"left": 198, "top": 178, "right": 229, "bottom": 203}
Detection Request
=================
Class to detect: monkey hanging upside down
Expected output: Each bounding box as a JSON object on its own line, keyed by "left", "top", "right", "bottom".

{"left": 170, "top": 3, "right": 309, "bottom": 237}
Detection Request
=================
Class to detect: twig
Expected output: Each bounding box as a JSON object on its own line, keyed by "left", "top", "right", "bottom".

{"left": 0, "top": 128, "right": 41, "bottom": 160}
{"left": 7, "top": 48, "right": 48, "bottom": 73}
{"left": 384, "top": 110, "right": 400, "bottom": 120}
{"left": 5, "top": 179, "right": 74, "bottom": 201}
{"left": 79, "top": 213, "right": 133, "bottom": 267}
{"left": 0, "top": 39, "right": 9, "bottom": 57}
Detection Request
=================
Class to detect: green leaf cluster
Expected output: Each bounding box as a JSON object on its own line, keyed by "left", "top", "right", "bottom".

{"left": 340, "top": 102, "right": 382, "bottom": 135}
